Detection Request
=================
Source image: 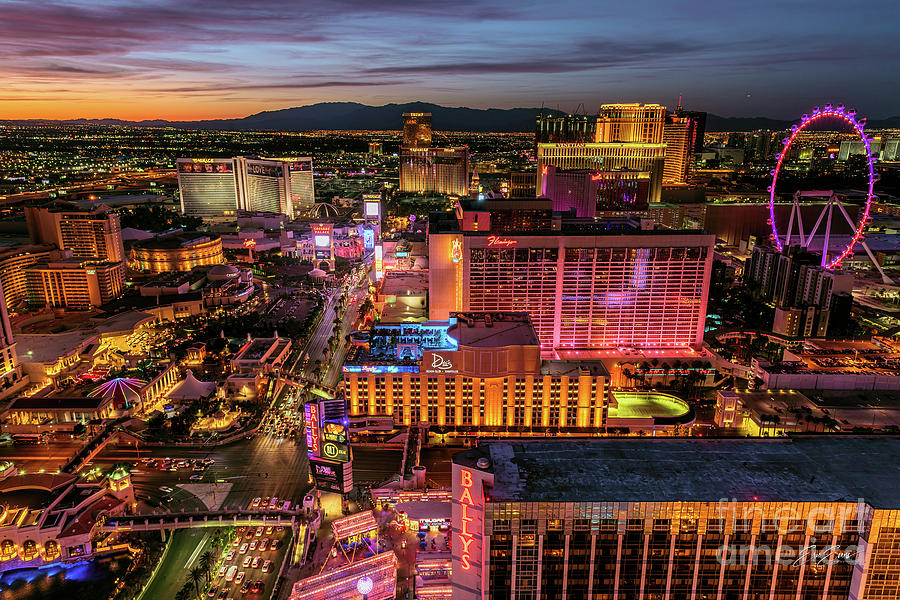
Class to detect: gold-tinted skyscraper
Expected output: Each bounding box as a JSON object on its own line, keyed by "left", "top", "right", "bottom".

{"left": 595, "top": 103, "right": 666, "bottom": 143}
{"left": 663, "top": 114, "right": 696, "bottom": 184}
{"left": 402, "top": 112, "right": 432, "bottom": 148}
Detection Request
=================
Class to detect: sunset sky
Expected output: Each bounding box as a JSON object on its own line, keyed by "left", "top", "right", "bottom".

{"left": 2, "top": 0, "right": 898, "bottom": 121}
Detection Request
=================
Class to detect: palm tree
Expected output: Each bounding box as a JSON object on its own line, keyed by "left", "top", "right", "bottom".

{"left": 199, "top": 550, "right": 214, "bottom": 582}
{"left": 175, "top": 583, "right": 193, "bottom": 600}
{"left": 189, "top": 565, "right": 205, "bottom": 599}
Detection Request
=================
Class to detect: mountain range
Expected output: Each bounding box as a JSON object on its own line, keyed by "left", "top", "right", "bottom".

{"left": 3, "top": 102, "right": 900, "bottom": 132}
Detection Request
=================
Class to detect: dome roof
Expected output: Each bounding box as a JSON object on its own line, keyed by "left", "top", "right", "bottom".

{"left": 310, "top": 202, "right": 340, "bottom": 219}
{"left": 309, "top": 269, "right": 328, "bottom": 278}
{"left": 208, "top": 264, "right": 240, "bottom": 281}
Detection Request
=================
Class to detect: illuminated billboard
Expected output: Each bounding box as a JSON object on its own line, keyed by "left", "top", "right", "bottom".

{"left": 285, "top": 158, "right": 312, "bottom": 172}
{"left": 363, "top": 229, "right": 375, "bottom": 250}
{"left": 314, "top": 234, "right": 330, "bottom": 248}
{"left": 341, "top": 365, "right": 420, "bottom": 374}
{"left": 364, "top": 201, "right": 381, "bottom": 219}
{"left": 305, "top": 403, "right": 320, "bottom": 458}
{"left": 374, "top": 244, "right": 384, "bottom": 280}
{"left": 178, "top": 159, "right": 233, "bottom": 174}
{"left": 310, "top": 458, "right": 353, "bottom": 493}
{"left": 245, "top": 162, "right": 284, "bottom": 178}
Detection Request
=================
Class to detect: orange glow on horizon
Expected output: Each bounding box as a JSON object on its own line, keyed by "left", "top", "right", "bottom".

{"left": 0, "top": 97, "right": 287, "bottom": 122}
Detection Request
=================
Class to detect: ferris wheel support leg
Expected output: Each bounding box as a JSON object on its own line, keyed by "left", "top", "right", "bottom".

{"left": 785, "top": 194, "right": 798, "bottom": 247}
{"left": 821, "top": 197, "right": 835, "bottom": 267}
{"left": 859, "top": 242, "right": 895, "bottom": 284}
{"left": 803, "top": 198, "right": 829, "bottom": 249}
{"left": 833, "top": 198, "right": 894, "bottom": 284}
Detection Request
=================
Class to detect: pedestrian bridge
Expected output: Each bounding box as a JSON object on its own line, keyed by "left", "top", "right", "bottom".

{"left": 96, "top": 509, "right": 306, "bottom": 533}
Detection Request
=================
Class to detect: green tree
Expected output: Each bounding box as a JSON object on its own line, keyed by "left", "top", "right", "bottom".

{"left": 199, "top": 550, "right": 214, "bottom": 582}
{"left": 189, "top": 565, "right": 205, "bottom": 599}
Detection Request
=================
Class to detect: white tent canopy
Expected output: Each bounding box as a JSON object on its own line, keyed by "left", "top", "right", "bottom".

{"left": 166, "top": 369, "right": 216, "bottom": 400}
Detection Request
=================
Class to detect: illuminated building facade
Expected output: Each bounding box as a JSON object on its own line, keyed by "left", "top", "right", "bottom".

{"left": 536, "top": 142, "right": 666, "bottom": 203}
{"left": 129, "top": 232, "right": 224, "bottom": 273}
{"left": 542, "top": 165, "right": 650, "bottom": 216}
{"left": 0, "top": 245, "right": 55, "bottom": 310}
{"left": 663, "top": 113, "right": 697, "bottom": 184}
{"left": 402, "top": 112, "right": 432, "bottom": 148}
{"left": 178, "top": 157, "right": 314, "bottom": 218}
{"left": 288, "top": 551, "right": 397, "bottom": 600}
{"left": 343, "top": 313, "right": 608, "bottom": 430}
{"left": 508, "top": 171, "right": 536, "bottom": 198}
{"left": 451, "top": 437, "right": 900, "bottom": 600}
{"left": 428, "top": 205, "right": 714, "bottom": 352}
{"left": 400, "top": 147, "right": 469, "bottom": 196}
{"left": 177, "top": 158, "right": 239, "bottom": 218}
{"left": 535, "top": 112, "right": 597, "bottom": 146}
{"left": 283, "top": 157, "right": 315, "bottom": 214}
{"left": 26, "top": 205, "right": 125, "bottom": 263}
{"left": 595, "top": 103, "right": 666, "bottom": 144}
{"left": 25, "top": 258, "right": 125, "bottom": 309}
{"left": 0, "top": 281, "right": 25, "bottom": 398}
{"left": 235, "top": 157, "right": 292, "bottom": 216}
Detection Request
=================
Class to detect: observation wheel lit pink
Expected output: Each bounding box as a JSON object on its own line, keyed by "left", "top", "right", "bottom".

{"left": 768, "top": 105, "right": 879, "bottom": 272}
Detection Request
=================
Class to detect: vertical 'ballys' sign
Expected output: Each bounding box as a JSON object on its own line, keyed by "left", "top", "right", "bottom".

{"left": 305, "top": 403, "right": 319, "bottom": 458}
{"left": 458, "top": 468, "right": 480, "bottom": 570}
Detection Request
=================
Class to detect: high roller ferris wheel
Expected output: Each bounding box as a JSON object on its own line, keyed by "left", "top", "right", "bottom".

{"left": 767, "top": 105, "right": 893, "bottom": 283}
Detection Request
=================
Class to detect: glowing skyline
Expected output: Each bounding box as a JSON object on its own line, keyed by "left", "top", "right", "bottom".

{"left": 1, "top": 0, "right": 898, "bottom": 121}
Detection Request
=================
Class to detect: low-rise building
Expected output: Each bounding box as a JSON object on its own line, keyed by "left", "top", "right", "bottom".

{"left": 231, "top": 336, "right": 292, "bottom": 375}
{"left": 0, "top": 469, "right": 134, "bottom": 565}
{"left": 3, "top": 395, "right": 117, "bottom": 426}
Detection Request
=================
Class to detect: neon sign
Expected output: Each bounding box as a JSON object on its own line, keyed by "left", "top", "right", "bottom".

{"left": 487, "top": 236, "right": 517, "bottom": 247}
{"left": 458, "top": 469, "right": 479, "bottom": 570}
{"left": 374, "top": 244, "right": 384, "bottom": 280}
{"left": 431, "top": 354, "right": 453, "bottom": 370}
{"left": 305, "top": 403, "right": 319, "bottom": 457}
{"left": 450, "top": 239, "right": 463, "bottom": 263}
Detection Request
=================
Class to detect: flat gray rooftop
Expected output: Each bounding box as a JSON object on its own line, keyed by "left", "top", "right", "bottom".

{"left": 454, "top": 437, "right": 900, "bottom": 508}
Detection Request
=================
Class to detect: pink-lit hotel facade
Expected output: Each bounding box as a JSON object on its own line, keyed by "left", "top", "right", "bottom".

{"left": 429, "top": 218, "right": 714, "bottom": 353}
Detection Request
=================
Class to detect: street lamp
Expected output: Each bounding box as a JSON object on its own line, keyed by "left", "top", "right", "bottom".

{"left": 356, "top": 576, "right": 373, "bottom": 599}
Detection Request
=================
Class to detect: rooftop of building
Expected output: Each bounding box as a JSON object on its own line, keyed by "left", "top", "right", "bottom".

{"left": 447, "top": 313, "right": 539, "bottom": 348}
{"left": 722, "top": 389, "right": 900, "bottom": 431}
{"left": 15, "top": 330, "right": 99, "bottom": 363}
{"left": 762, "top": 338, "right": 900, "bottom": 377}
{"left": 454, "top": 436, "right": 900, "bottom": 507}
{"left": 6, "top": 395, "right": 112, "bottom": 412}
{"left": 30, "top": 257, "right": 121, "bottom": 270}
{"left": 131, "top": 231, "right": 219, "bottom": 250}
{"left": 541, "top": 360, "right": 609, "bottom": 378}
{"left": 379, "top": 271, "right": 429, "bottom": 297}
{"left": 0, "top": 244, "right": 56, "bottom": 260}
{"left": 429, "top": 209, "right": 710, "bottom": 239}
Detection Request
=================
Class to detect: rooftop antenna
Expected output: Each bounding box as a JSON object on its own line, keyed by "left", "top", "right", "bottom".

{"left": 676, "top": 94, "right": 683, "bottom": 111}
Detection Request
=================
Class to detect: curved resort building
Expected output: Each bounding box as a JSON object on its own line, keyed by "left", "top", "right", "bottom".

{"left": 129, "top": 232, "right": 224, "bottom": 273}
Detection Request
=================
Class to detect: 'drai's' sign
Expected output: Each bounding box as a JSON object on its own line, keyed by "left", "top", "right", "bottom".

{"left": 458, "top": 468, "right": 480, "bottom": 570}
